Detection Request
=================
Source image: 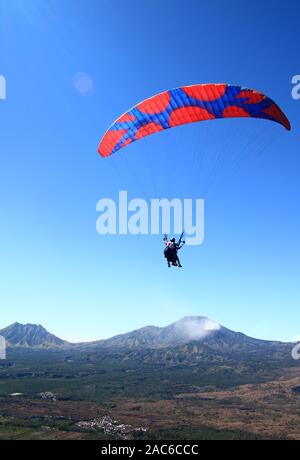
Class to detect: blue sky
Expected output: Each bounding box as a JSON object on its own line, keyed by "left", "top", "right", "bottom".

{"left": 0, "top": 0, "right": 299, "bottom": 342}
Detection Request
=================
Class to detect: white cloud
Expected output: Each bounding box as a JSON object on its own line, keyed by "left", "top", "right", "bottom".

{"left": 175, "top": 317, "right": 220, "bottom": 341}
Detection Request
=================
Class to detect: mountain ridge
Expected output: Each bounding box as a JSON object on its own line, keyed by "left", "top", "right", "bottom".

{"left": 0, "top": 322, "right": 69, "bottom": 348}
{"left": 0, "top": 316, "right": 288, "bottom": 350}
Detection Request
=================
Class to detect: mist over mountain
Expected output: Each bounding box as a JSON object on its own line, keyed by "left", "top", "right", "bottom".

{"left": 81, "top": 316, "right": 290, "bottom": 367}
{"left": 95, "top": 316, "right": 222, "bottom": 349}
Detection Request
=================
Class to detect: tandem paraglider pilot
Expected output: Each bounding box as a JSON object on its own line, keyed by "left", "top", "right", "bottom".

{"left": 164, "top": 234, "right": 185, "bottom": 268}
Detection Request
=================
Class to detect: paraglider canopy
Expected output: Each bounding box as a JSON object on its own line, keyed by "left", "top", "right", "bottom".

{"left": 98, "top": 83, "right": 291, "bottom": 158}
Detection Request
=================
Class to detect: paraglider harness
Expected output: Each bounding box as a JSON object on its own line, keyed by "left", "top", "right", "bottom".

{"left": 163, "top": 233, "right": 185, "bottom": 267}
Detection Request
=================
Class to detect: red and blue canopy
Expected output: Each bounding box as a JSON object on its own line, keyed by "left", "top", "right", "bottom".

{"left": 99, "top": 83, "right": 291, "bottom": 158}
